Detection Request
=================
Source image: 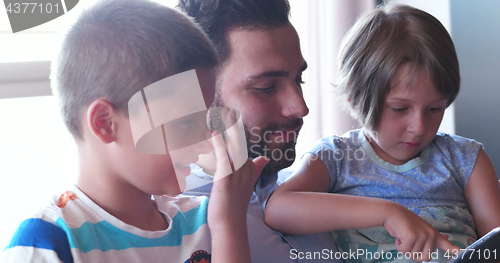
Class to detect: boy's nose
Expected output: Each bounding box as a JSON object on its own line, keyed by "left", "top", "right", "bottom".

{"left": 198, "top": 129, "right": 214, "bottom": 154}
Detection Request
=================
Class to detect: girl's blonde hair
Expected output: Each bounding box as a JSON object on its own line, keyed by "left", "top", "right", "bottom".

{"left": 337, "top": 4, "right": 460, "bottom": 131}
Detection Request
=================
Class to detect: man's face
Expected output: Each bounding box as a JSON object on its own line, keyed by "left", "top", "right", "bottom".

{"left": 216, "top": 22, "right": 309, "bottom": 176}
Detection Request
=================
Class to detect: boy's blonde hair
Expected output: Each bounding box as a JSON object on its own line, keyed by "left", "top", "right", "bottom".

{"left": 337, "top": 4, "right": 460, "bottom": 131}
{"left": 51, "top": 0, "right": 217, "bottom": 139}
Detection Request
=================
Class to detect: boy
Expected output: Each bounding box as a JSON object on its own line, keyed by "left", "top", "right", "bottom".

{"left": 3, "top": 0, "right": 268, "bottom": 262}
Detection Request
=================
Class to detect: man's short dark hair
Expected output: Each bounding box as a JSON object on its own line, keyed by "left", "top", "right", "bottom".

{"left": 177, "top": 0, "right": 290, "bottom": 65}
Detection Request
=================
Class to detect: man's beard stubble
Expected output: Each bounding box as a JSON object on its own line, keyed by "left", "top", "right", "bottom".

{"left": 245, "top": 118, "right": 303, "bottom": 177}
{"left": 214, "top": 92, "right": 302, "bottom": 177}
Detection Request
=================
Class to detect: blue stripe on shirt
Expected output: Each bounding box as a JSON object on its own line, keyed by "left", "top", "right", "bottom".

{"left": 56, "top": 197, "right": 209, "bottom": 253}
{"left": 5, "top": 218, "right": 74, "bottom": 263}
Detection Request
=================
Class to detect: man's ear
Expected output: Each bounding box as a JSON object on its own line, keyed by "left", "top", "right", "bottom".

{"left": 86, "top": 99, "right": 118, "bottom": 144}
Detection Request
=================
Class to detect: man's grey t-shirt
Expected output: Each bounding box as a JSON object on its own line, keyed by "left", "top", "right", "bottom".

{"left": 183, "top": 164, "right": 344, "bottom": 263}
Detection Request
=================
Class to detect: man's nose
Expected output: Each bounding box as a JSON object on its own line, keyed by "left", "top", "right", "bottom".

{"left": 280, "top": 82, "right": 309, "bottom": 119}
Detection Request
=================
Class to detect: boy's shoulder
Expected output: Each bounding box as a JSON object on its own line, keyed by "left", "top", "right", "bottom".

{"left": 6, "top": 188, "right": 82, "bottom": 231}
{"left": 3, "top": 188, "right": 83, "bottom": 263}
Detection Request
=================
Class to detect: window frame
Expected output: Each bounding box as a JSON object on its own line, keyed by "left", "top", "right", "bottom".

{"left": 0, "top": 61, "right": 51, "bottom": 99}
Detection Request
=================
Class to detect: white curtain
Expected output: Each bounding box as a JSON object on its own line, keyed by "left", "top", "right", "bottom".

{"left": 289, "top": 0, "right": 375, "bottom": 167}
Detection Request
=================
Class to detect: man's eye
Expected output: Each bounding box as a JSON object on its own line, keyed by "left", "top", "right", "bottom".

{"left": 295, "top": 76, "right": 305, "bottom": 85}
{"left": 255, "top": 86, "right": 276, "bottom": 94}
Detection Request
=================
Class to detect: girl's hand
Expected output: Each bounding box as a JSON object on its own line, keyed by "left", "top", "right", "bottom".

{"left": 383, "top": 203, "right": 460, "bottom": 262}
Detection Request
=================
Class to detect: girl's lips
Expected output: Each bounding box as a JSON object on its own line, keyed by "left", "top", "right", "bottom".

{"left": 401, "top": 142, "right": 420, "bottom": 148}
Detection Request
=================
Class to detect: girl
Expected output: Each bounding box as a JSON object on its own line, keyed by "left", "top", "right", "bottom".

{"left": 265, "top": 4, "right": 500, "bottom": 262}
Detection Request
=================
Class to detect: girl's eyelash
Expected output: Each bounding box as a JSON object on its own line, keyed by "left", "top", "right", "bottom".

{"left": 391, "top": 107, "right": 444, "bottom": 113}
{"left": 392, "top": 107, "right": 407, "bottom": 112}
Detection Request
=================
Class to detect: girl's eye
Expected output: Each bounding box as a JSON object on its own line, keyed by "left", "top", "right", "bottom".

{"left": 429, "top": 107, "right": 443, "bottom": 112}
{"left": 392, "top": 107, "right": 407, "bottom": 112}
{"left": 295, "top": 76, "right": 305, "bottom": 85}
{"left": 255, "top": 86, "right": 276, "bottom": 94}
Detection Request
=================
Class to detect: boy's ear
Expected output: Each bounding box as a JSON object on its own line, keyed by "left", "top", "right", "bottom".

{"left": 86, "top": 99, "right": 118, "bottom": 144}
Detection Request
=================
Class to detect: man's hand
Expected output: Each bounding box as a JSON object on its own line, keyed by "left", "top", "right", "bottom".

{"left": 207, "top": 108, "right": 269, "bottom": 263}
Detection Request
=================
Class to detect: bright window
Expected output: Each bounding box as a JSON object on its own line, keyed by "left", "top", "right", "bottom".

{"left": 0, "top": 96, "right": 78, "bottom": 250}
{"left": 0, "top": 0, "right": 178, "bottom": 63}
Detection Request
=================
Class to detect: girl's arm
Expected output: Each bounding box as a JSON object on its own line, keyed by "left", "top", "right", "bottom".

{"left": 464, "top": 148, "right": 500, "bottom": 237}
{"left": 265, "top": 153, "right": 459, "bottom": 261}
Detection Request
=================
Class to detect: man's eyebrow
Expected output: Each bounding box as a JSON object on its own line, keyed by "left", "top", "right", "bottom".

{"left": 247, "top": 62, "right": 308, "bottom": 81}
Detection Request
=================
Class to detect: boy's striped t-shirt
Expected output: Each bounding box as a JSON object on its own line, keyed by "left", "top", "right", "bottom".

{"left": 3, "top": 186, "right": 212, "bottom": 263}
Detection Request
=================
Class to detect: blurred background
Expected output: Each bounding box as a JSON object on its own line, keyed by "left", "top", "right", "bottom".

{"left": 1, "top": 0, "right": 499, "bottom": 252}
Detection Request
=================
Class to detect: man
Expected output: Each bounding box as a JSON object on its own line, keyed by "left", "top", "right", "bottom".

{"left": 178, "top": 0, "right": 343, "bottom": 262}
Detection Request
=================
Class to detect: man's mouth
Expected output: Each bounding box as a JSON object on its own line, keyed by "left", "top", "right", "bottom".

{"left": 269, "top": 127, "right": 301, "bottom": 142}
{"left": 265, "top": 119, "right": 303, "bottom": 143}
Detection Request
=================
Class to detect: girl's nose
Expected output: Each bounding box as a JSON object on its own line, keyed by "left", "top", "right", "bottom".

{"left": 408, "top": 112, "right": 426, "bottom": 135}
